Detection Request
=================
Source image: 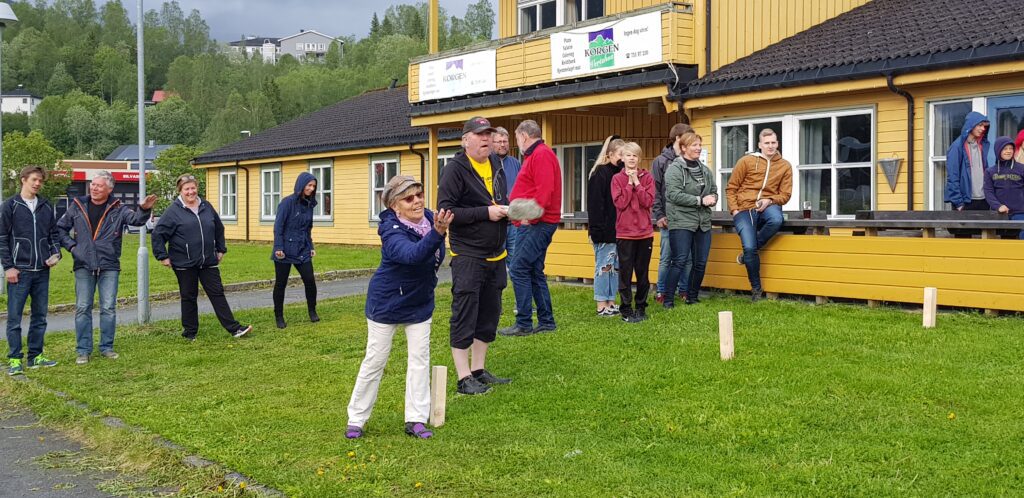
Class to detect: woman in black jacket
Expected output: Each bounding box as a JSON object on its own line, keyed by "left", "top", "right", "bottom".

{"left": 586, "top": 135, "right": 625, "bottom": 317}
{"left": 152, "top": 174, "right": 252, "bottom": 341}
{"left": 272, "top": 171, "right": 319, "bottom": 329}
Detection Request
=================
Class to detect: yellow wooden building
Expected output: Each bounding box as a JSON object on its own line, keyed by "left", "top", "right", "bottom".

{"left": 196, "top": 0, "right": 1024, "bottom": 312}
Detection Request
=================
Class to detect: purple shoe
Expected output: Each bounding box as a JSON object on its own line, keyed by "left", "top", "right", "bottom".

{"left": 345, "top": 425, "right": 363, "bottom": 439}
{"left": 405, "top": 422, "right": 433, "bottom": 439}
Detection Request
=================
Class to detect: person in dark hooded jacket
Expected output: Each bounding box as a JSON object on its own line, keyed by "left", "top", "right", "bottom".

{"left": 271, "top": 171, "right": 319, "bottom": 329}
{"left": 586, "top": 135, "right": 624, "bottom": 317}
{"left": 652, "top": 123, "right": 692, "bottom": 303}
{"left": 944, "top": 111, "right": 991, "bottom": 210}
{"left": 346, "top": 175, "right": 452, "bottom": 440}
{"left": 152, "top": 174, "right": 252, "bottom": 341}
{"left": 983, "top": 136, "right": 1024, "bottom": 239}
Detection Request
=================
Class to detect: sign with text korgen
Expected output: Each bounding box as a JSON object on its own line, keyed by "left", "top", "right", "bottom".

{"left": 550, "top": 11, "right": 663, "bottom": 79}
{"left": 418, "top": 50, "right": 497, "bottom": 100}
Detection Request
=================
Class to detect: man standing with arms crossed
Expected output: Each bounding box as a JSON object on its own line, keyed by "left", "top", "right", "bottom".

{"left": 437, "top": 117, "right": 512, "bottom": 395}
{"left": 2, "top": 166, "right": 63, "bottom": 376}
{"left": 725, "top": 128, "right": 792, "bottom": 302}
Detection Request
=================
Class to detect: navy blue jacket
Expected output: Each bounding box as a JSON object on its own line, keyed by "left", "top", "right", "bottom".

{"left": 273, "top": 171, "right": 317, "bottom": 264}
{"left": 151, "top": 198, "right": 227, "bottom": 269}
{"left": 0, "top": 195, "right": 62, "bottom": 272}
{"left": 56, "top": 196, "right": 151, "bottom": 271}
{"left": 983, "top": 136, "right": 1024, "bottom": 215}
{"left": 944, "top": 111, "right": 991, "bottom": 208}
{"left": 364, "top": 209, "right": 445, "bottom": 324}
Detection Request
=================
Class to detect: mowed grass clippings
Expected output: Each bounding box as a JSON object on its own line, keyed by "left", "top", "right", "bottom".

{"left": 0, "top": 239, "right": 381, "bottom": 308}
{"left": 10, "top": 286, "right": 1024, "bottom": 496}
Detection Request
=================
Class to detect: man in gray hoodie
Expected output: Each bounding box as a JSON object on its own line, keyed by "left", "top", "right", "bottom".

{"left": 652, "top": 123, "right": 692, "bottom": 303}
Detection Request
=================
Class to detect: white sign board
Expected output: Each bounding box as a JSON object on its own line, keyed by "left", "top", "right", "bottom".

{"left": 550, "top": 11, "right": 663, "bottom": 79}
{"left": 418, "top": 50, "right": 497, "bottom": 100}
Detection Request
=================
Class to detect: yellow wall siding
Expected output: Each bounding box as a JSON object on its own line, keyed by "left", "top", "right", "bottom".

{"left": 408, "top": 64, "right": 419, "bottom": 102}
{"left": 545, "top": 229, "right": 1024, "bottom": 312}
{"left": 499, "top": 0, "right": 517, "bottom": 39}
{"left": 706, "top": 0, "right": 872, "bottom": 72}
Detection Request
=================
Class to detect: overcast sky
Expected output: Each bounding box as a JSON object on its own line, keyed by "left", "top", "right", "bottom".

{"left": 164, "top": 0, "right": 488, "bottom": 42}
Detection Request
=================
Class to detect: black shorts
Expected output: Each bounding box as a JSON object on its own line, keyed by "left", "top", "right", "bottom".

{"left": 449, "top": 256, "right": 507, "bottom": 349}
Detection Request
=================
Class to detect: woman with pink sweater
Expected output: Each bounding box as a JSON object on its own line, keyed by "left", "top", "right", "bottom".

{"left": 611, "top": 142, "right": 655, "bottom": 323}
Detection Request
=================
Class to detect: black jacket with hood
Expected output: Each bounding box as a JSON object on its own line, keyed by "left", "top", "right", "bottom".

{"left": 273, "top": 171, "right": 317, "bottom": 264}
{"left": 0, "top": 195, "right": 62, "bottom": 272}
{"left": 586, "top": 160, "right": 623, "bottom": 243}
{"left": 56, "top": 196, "right": 151, "bottom": 271}
{"left": 436, "top": 150, "right": 508, "bottom": 259}
{"left": 651, "top": 144, "right": 677, "bottom": 222}
{"left": 151, "top": 197, "right": 227, "bottom": 269}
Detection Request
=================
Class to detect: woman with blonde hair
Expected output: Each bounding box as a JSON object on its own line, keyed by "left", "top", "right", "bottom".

{"left": 152, "top": 174, "right": 253, "bottom": 341}
{"left": 610, "top": 141, "right": 655, "bottom": 323}
{"left": 587, "top": 135, "right": 625, "bottom": 316}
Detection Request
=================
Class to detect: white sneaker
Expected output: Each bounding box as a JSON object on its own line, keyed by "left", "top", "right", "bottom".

{"left": 233, "top": 325, "right": 253, "bottom": 338}
{"left": 76, "top": 355, "right": 89, "bottom": 365}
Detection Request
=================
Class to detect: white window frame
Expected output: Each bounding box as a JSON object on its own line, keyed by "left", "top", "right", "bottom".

{"left": 927, "top": 97, "right": 985, "bottom": 210}
{"left": 554, "top": 141, "right": 603, "bottom": 216}
{"left": 714, "top": 108, "right": 876, "bottom": 218}
{"left": 518, "top": 0, "right": 604, "bottom": 34}
{"left": 260, "top": 164, "right": 282, "bottom": 221}
{"left": 369, "top": 154, "right": 400, "bottom": 221}
{"left": 295, "top": 42, "right": 303, "bottom": 50}
{"left": 308, "top": 159, "right": 333, "bottom": 221}
{"left": 219, "top": 168, "right": 237, "bottom": 220}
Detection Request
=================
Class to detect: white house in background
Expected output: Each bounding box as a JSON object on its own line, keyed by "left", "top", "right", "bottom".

{"left": 277, "top": 29, "right": 343, "bottom": 62}
{"left": 1, "top": 85, "right": 42, "bottom": 115}
{"left": 227, "top": 36, "right": 281, "bottom": 64}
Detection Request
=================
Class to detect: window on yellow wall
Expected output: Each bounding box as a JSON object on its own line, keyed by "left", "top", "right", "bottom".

{"left": 370, "top": 155, "right": 399, "bottom": 220}
{"left": 309, "top": 159, "right": 333, "bottom": 220}
{"left": 437, "top": 148, "right": 458, "bottom": 186}
{"left": 261, "top": 165, "right": 282, "bottom": 220}
{"left": 220, "top": 169, "right": 237, "bottom": 220}
{"left": 929, "top": 100, "right": 973, "bottom": 211}
{"left": 557, "top": 142, "right": 602, "bottom": 215}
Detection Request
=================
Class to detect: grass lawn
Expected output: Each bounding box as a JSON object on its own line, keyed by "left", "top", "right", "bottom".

{"left": 5, "top": 286, "right": 1024, "bottom": 496}
{"left": 0, "top": 239, "right": 380, "bottom": 308}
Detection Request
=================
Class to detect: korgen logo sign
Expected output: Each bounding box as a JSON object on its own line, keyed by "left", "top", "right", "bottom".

{"left": 585, "top": 28, "right": 617, "bottom": 70}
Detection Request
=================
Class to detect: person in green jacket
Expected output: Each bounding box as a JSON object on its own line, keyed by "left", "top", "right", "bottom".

{"left": 663, "top": 132, "right": 718, "bottom": 308}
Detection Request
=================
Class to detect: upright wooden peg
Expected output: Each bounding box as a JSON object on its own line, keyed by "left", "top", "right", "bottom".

{"left": 923, "top": 287, "right": 937, "bottom": 328}
{"left": 429, "top": 365, "right": 447, "bottom": 427}
{"left": 718, "top": 311, "right": 734, "bottom": 361}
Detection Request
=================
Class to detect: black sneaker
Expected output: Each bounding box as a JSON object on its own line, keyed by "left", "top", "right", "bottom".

{"left": 498, "top": 325, "right": 536, "bottom": 337}
{"left": 276, "top": 316, "right": 287, "bottom": 329}
{"left": 473, "top": 369, "right": 511, "bottom": 385}
{"left": 457, "top": 376, "right": 491, "bottom": 395}
{"left": 636, "top": 311, "right": 649, "bottom": 322}
{"left": 663, "top": 301, "right": 675, "bottom": 309}
{"left": 622, "top": 312, "right": 643, "bottom": 324}
{"left": 532, "top": 324, "right": 557, "bottom": 334}
{"left": 308, "top": 310, "right": 320, "bottom": 323}
{"left": 751, "top": 289, "right": 764, "bottom": 302}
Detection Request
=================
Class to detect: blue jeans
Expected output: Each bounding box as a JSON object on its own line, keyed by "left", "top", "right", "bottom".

{"left": 591, "top": 241, "right": 618, "bottom": 301}
{"left": 656, "top": 228, "right": 689, "bottom": 295}
{"left": 1013, "top": 213, "right": 1024, "bottom": 239}
{"left": 665, "top": 229, "right": 712, "bottom": 304}
{"left": 505, "top": 224, "right": 518, "bottom": 270}
{"left": 510, "top": 222, "right": 557, "bottom": 329}
{"left": 733, "top": 204, "right": 784, "bottom": 291}
{"left": 74, "top": 269, "right": 120, "bottom": 355}
{"left": 5, "top": 269, "right": 50, "bottom": 361}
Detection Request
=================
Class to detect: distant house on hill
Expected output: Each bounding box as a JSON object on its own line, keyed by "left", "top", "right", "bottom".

{"left": 228, "top": 36, "right": 281, "bottom": 64}
{"left": 224, "top": 30, "right": 342, "bottom": 64}
{"left": 1, "top": 85, "right": 42, "bottom": 115}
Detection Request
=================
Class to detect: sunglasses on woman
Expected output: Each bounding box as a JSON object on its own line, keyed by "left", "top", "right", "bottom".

{"left": 400, "top": 192, "right": 425, "bottom": 203}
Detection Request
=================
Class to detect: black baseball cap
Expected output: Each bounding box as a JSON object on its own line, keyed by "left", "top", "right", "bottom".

{"left": 462, "top": 116, "right": 496, "bottom": 135}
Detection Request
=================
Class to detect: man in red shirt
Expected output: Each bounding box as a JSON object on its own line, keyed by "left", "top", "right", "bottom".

{"left": 498, "top": 120, "right": 562, "bottom": 337}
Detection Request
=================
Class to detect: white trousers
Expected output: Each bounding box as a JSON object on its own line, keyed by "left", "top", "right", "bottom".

{"left": 346, "top": 318, "right": 431, "bottom": 428}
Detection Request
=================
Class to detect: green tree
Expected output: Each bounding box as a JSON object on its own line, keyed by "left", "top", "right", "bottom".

{"left": 150, "top": 143, "right": 205, "bottom": 212}
{"left": 99, "top": 0, "right": 134, "bottom": 49}
{"left": 64, "top": 104, "right": 98, "bottom": 157}
{"left": 5, "top": 27, "right": 59, "bottom": 92}
{"left": 2, "top": 130, "right": 70, "bottom": 201}
{"left": 94, "top": 101, "right": 135, "bottom": 158}
{"left": 325, "top": 40, "right": 343, "bottom": 69}
{"left": 146, "top": 96, "right": 202, "bottom": 145}
{"left": 370, "top": 12, "right": 381, "bottom": 37}
{"left": 1, "top": 112, "right": 31, "bottom": 137}
{"left": 46, "top": 62, "right": 79, "bottom": 95}
{"left": 93, "top": 44, "right": 134, "bottom": 103}
{"left": 463, "top": 0, "right": 495, "bottom": 40}
{"left": 200, "top": 90, "right": 251, "bottom": 149}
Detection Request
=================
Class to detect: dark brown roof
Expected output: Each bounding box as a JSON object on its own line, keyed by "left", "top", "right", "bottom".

{"left": 194, "top": 86, "right": 461, "bottom": 165}
{"left": 686, "top": 0, "right": 1024, "bottom": 98}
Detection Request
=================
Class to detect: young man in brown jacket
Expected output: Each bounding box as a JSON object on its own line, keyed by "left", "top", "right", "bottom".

{"left": 725, "top": 128, "right": 792, "bottom": 301}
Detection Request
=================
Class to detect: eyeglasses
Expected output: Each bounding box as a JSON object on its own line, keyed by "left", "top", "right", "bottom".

{"left": 400, "top": 192, "right": 424, "bottom": 203}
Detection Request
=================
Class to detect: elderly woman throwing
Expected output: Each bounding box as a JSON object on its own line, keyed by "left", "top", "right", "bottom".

{"left": 346, "top": 176, "right": 453, "bottom": 440}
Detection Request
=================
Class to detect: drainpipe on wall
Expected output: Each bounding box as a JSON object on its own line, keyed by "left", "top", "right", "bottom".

{"left": 886, "top": 74, "right": 915, "bottom": 211}
{"left": 409, "top": 144, "right": 427, "bottom": 190}
{"left": 705, "top": 0, "right": 712, "bottom": 75}
{"left": 236, "top": 161, "right": 251, "bottom": 240}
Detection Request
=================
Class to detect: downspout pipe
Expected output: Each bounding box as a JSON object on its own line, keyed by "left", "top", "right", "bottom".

{"left": 886, "top": 74, "right": 915, "bottom": 211}
{"left": 236, "top": 161, "right": 251, "bottom": 241}
{"left": 409, "top": 144, "right": 427, "bottom": 202}
{"left": 704, "top": 0, "right": 712, "bottom": 75}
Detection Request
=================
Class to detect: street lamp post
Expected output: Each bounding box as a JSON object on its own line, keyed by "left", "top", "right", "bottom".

{"left": 0, "top": 2, "right": 19, "bottom": 297}
{"left": 136, "top": 0, "right": 150, "bottom": 323}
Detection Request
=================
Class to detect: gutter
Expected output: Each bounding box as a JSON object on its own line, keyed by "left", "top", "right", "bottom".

{"left": 704, "top": 0, "right": 712, "bottom": 75}
{"left": 409, "top": 144, "right": 427, "bottom": 195}
{"left": 885, "top": 74, "right": 914, "bottom": 211}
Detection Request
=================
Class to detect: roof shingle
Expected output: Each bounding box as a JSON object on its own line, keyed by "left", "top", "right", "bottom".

{"left": 686, "top": 0, "right": 1024, "bottom": 97}
{"left": 194, "top": 86, "right": 460, "bottom": 165}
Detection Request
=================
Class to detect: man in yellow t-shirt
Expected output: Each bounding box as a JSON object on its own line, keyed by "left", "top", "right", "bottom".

{"left": 436, "top": 116, "right": 512, "bottom": 396}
